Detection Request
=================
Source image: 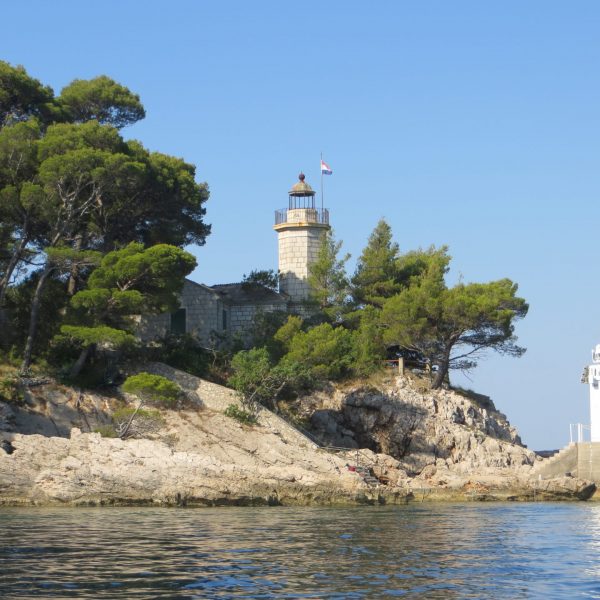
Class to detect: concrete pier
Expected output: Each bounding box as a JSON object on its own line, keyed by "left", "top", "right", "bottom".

{"left": 535, "top": 442, "right": 600, "bottom": 481}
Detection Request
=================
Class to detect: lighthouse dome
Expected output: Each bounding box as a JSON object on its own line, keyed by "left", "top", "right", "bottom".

{"left": 289, "top": 173, "right": 316, "bottom": 197}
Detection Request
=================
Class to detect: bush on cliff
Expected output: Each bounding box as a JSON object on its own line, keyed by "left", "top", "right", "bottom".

{"left": 112, "top": 406, "right": 165, "bottom": 439}
{"left": 281, "top": 322, "right": 355, "bottom": 381}
{"left": 116, "top": 372, "right": 182, "bottom": 439}
{"left": 228, "top": 347, "right": 311, "bottom": 413}
{"left": 122, "top": 372, "right": 182, "bottom": 407}
{"left": 224, "top": 403, "right": 258, "bottom": 426}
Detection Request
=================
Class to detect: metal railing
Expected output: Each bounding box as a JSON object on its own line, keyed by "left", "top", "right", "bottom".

{"left": 274, "top": 208, "right": 329, "bottom": 226}
{"left": 570, "top": 423, "right": 590, "bottom": 443}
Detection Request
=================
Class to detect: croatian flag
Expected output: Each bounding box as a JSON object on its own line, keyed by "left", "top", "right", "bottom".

{"left": 320, "top": 159, "right": 333, "bottom": 175}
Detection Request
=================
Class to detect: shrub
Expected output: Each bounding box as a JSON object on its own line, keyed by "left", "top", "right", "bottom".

{"left": 224, "top": 404, "right": 258, "bottom": 426}
{"left": 282, "top": 323, "right": 355, "bottom": 380}
{"left": 353, "top": 306, "right": 386, "bottom": 377}
{"left": 112, "top": 406, "right": 164, "bottom": 438}
{"left": 0, "top": 375, "right": 22, "bottom": 404}
{"left": 122, "top": 372, "right": 182, "bottom": 406}
{"left": 147, "top": 334, "right": 209, "bottom": 377}
{"left": 93, "top": 424, "right": 118, "bottom": 438}
{"left": 228, "top": 348, "right": 272, "bottom": 400}
{"left": 247, "top": 310, "right": 291, "bottom": 360}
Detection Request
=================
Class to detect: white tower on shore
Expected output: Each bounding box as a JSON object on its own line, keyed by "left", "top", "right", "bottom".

{"left": 274, "top": 173, "right": 330, "bottom": 305}
{"left": 585, "top": 345, "right": 600, "bottom": 442}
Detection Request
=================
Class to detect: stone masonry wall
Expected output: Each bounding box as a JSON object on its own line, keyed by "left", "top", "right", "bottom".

{"left": 278, "top": 224, "right": 327, "bottom": 302}
{"left": 138, "top": 281, "right": 222, "bottom": 345}
{"left": 181, "top": 283, "right": 222, "bottom": 343}
{"left": 229, "top": 303, "right": 287, "bottom": 340}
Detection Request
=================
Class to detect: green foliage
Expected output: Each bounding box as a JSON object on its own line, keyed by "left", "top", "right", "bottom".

{"left": 273, "top": 315, "right": 303, "bottom": 352}
{"left": 395, "top": 245, "right": 451, "bottom": 289}
{"left": 242, "top": 269, "right": 279, "bottom": 291}
{"left": 122, "top": 372, "right": 182, "bottom": 406}
{"left": 381, "top": 266, "right": 529, "bottom": 388}
{"left": 282, "top": 323, "right": 355, "bottom": 380}
{"left": 245, "top": 310, "right": 290, "bottom": 361}
{"left": 58, "top": 75, "right": 145, "bottom": 129}
{"left": 228, "top": 347, "right": 310, "bottom": 411}
{"left": 0, "top": 118, "right": 42, "bottom": 184}
{"left": 147, "top": 334, "right": 209, "bottom": 378}
{"left": 93, "top": 424, "right": 118, "bottom": 438}
{"left": 121, "top": 149, "right": 211, "bottom": 248}
{"left": 112, "top": 406, "right": 163, "bottom": 423}
{"left": 0, "top": 60, "right": 58, "bottom": 127}
{"left": 307, "top": 229, "right": 350, "bottom": 321}
{"left": 0, "top": 63, "right": 210, "bottom": 373}
{"left": 0, "top": 374, "right": 22, "bottom": 403}
{"left": 62, "top": 358, "right": 120, "bottom": 389}
{"left": 353, "top": 306, "right": 386, "bottom": 376}
{"left": 84, "top": 242, "right": 196, "bottom": 314}
{"left": 112, "top": 405, "right": 165, "bottom": 439}
{"left": 229, "top": 347, "right": 272, "bottom": 401}
{"left": 60, "top": 325, "right": 136, "bottom": 348}
{"left": 224, "top": 403, "right": 258, "bottom": 426}
{"left": 46, "top": 247, "right": 102, "bottom": 268}
{"left": 352, "top": 219, "right": 402, "bottom": 308}
{"left": 54, "top": 242, "right": 196, "bottom": 376}
{"left": 5, "top": 274, "right": 69, "bottom": 354}
{"left": 37, "top": 119, "right": 125, "bottom": 159}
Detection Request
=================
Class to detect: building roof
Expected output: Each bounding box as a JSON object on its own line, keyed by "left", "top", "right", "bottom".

{"left": 183, "top": 278, "right": 222, "bottom": 298}
{"left": 289, "top": 172, "right": 315, "bottom": 197}
{"left": 211, "top": 282, "right": 289, "bottom": 305}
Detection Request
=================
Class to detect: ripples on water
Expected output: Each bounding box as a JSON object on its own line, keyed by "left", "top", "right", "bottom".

{"left": 2, "top": 503, "right": 600, "bottom": 598}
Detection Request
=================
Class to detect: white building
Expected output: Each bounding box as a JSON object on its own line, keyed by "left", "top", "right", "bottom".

{"left": 582, "top": 344, "right": 600, "bottom": 442}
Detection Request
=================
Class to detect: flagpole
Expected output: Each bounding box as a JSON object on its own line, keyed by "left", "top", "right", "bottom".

{"left": 320, "top": 152, "right": 324, "bottom": 213}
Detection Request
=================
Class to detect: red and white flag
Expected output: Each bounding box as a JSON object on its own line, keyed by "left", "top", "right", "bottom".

{"left": 320, "top": 160, "right": 333, "bottom": 175}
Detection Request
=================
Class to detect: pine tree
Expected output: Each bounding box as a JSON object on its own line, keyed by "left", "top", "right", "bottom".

{"left": 307, "top": 229, "right": 350, "bottom": 321}
{"left": 351, "top": 219, "right": 401, "bottom": 308}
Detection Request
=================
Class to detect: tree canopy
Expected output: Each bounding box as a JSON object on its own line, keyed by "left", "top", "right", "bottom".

{"left": 0, "top": 61, "right": 57, "bottom": 127}
{"left": 58, "top": 76, "right": 145, "bottom": 128}
{"left": 381, "top": 263, "right": 528, "bottom": 388}
{"left": 58, "top": 242, "right": 196, "bottom": 376}
{"left": 307, "top": 229, "right": 350, "bottom": 321}
{"left": 242, "top": 269, "right": 279, "bottom": 291}
{"left": 0, "top": 62, "right": 210, "bottom": 375}
{"left": 351, "top": 218, "right": 401, "bottom": 308}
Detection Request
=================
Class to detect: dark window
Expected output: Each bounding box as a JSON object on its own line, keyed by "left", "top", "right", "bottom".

{"left": 170, "top": 308, "right": 186, "bottom": 335}
{"left": 222, "top": 309, "right": 228, "bottom": 330}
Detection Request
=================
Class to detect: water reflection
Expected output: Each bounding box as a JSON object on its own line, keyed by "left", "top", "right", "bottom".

{"left": 2, "top": 504, "right": 600, "bottom": 598}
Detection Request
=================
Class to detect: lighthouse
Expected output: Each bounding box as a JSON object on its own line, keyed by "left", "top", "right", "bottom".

{"left": 583, "top": 344, "right": 600, "bottom": 442}
{"left": 274, "top": 173, "right": 330, "bottom": 306}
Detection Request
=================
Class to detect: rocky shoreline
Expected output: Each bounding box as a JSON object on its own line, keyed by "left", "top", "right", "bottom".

{"left": 0, "top": 365, "right": 596, "bottom": 506}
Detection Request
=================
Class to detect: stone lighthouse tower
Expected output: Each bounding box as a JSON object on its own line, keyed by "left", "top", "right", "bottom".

{"left": 274, "top": 173, "right": 330, "bottom": 305}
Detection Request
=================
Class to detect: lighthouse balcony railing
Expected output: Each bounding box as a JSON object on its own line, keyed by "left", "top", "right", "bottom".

{"left": 275, "top": 208, "right": 329, "bottom": 226}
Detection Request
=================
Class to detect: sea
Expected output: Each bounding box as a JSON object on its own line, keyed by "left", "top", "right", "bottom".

{"left": 1, "top": 503, "right": 600, "bottom": 599}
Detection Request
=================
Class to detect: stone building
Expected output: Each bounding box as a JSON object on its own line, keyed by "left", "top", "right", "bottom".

{"left": 140, "top": 173, "right": 330, "bottom": 347}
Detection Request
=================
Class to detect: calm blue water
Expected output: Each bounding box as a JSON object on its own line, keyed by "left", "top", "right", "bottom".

{"left": 1, "top": 503, "right": 600, "bottom": 598}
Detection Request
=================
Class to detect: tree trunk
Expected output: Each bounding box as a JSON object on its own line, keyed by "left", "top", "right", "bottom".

{"left": 431, "top": 348, "right": 451, "bottom": 390}
{"left": 66, "top": 234, "right": 84, "bottom": 296}
{"left": 120, "top": 399, "right": 144, "bottom": 439}
{"left": 20, "top": 264, "right": 54, "bottom": 374}
{"left": 0, "top": 235, "right": 28, "bottom": 307}
{"left": 69, "top": 343, "right": 94, "bottom": 378}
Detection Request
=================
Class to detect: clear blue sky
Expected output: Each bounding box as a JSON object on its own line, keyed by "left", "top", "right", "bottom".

{"left": 4, "top": 1, "right": 600, "bottom": 450}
